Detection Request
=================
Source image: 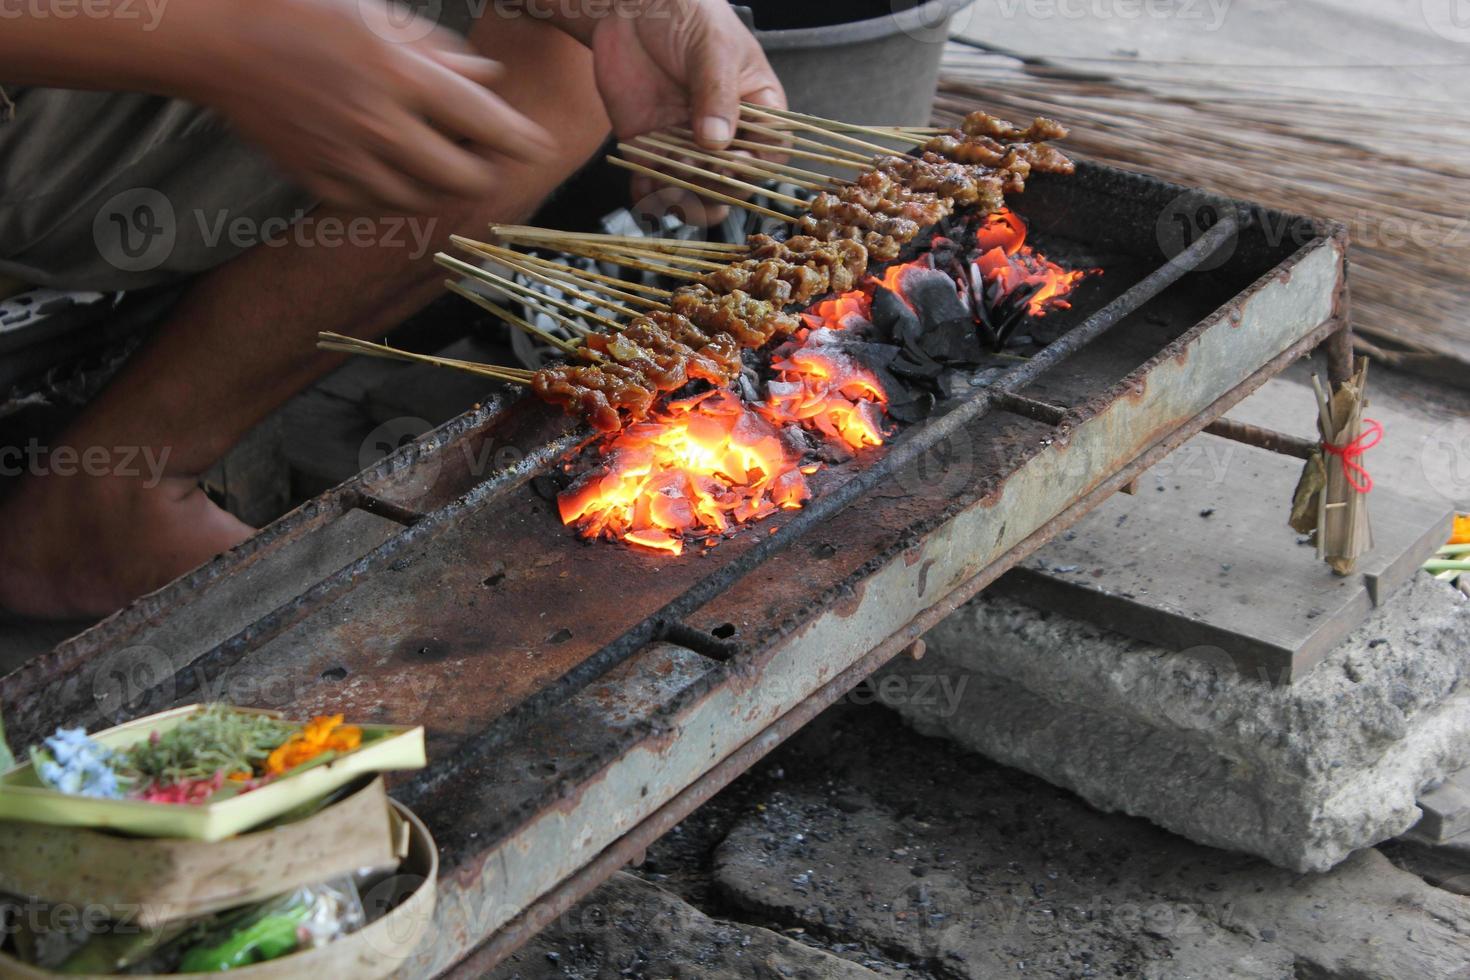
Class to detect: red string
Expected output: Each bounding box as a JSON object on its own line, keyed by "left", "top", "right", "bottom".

{"left": 1322, "top": 418, "right": 1382, "bottom": 494}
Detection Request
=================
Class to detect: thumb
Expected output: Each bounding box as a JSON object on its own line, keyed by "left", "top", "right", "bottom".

{"left": 691, "top": 42, "right": 739, "bottom": 150}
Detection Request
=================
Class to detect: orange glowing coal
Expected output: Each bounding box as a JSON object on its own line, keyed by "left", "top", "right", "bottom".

{"left": 762, "top": 292, "right": 889, "bottom": 452}
{"left": 971, "top": 208, "right": 1090, "bottom": 315}
{"left": 557, "top": 390, "right": 810, "bottom": 556}
{"left": 557, "top": 208, "right": 1091, "bottom": 556}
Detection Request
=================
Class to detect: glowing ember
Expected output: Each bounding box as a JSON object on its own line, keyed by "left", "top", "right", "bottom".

{"left": 971, "top": 208, "right": 1090, "bottom": 315}
{"left": 558, "top": 207, "right": 1094, "bottom": 555}
{"left": 764, "top": 296, "right": 890, "bottom": 452}
{"left": 558, "top": 391, "right": 810, "bottom": 556}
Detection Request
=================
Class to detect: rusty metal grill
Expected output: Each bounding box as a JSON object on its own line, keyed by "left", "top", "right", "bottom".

{"left": 0, "top": 163, "right": 1349, "bottom": 977}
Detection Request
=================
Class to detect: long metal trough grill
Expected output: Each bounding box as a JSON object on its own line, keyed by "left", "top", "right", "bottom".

{"left": 0, "top": 163, "right": 1349, "bottom": 976}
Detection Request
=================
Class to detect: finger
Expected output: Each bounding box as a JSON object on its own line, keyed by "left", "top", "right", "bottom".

{"left": 691, "top": 42, "right": 741, "bottom": 150}
{"left": 365, "top": 108, "right": 502, "bottom": 203}
{"left": 411, "top": 58, "right": 558, "bottom": 165}
{"left": 745, "top": 83, "right": 787, "bottom": 112}
{"left": 426, "top": 49, "right": 505, "bottom": 87}
{"left": 335, "top": 151, "right": 445, "bottom": 214}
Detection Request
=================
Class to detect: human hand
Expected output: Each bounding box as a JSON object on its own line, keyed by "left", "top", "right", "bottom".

{"left": 195, "top": 0, "right": 558, "bottom": 213}
{"left": 584, "top": 0, "right": 786, "bottom": 223}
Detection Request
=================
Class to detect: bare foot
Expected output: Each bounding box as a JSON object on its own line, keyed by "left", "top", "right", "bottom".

{"left": 0, "top": 468, "right": 252, "bottom": 620}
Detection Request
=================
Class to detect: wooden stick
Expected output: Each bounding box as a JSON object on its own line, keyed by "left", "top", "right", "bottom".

{"left": 744, "top": 103, "right": 928, "bottom": 147}
{"left": 580, "top": 241, "right": 728, "bottom": 270}
{"left": 446, "top": 243, "right": 645, "bottom": 319}
{"left": 566, "top": 244, "right": 705, "bottom": 281}
{"left": 740, "top": 105, "right": 899, "bottom": 156}
{"left": 635, "top": 133, "right": 835, "bottom": 192}
{"left": 487, "top": 224, "right": 746, "bottom": 254}
{"left": 317, "top": 332, "right": 533, "bottom": 384}
{"left": 444, "top": 280, "right": 587, "bottom": 357}
{"left": 453, "top": 238, "right": 672, "bottom": 306}
{"left": 463, "top": 236, "right": 680, "bottom": 296}
{"left": 667, "top": 126, "right": 866, "bottom": 170}
{"left": 734, "top": 119, "right": 875, "bottom": 165}
{"left": 435, "top": 253, "right": 625, "bottom": 332}
{"left": 606, "top": 157, "right": 799, "bottom": 223}
{"left": 616, "top": 142, "right": 808, "bottom": 209}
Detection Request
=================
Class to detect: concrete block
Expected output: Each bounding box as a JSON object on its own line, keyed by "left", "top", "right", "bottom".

{"left": 880, "top": 575, "right": 1470, "bottom": 872}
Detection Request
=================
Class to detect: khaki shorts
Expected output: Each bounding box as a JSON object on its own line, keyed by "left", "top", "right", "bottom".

{"left": 0, "top": 3, "right": 473, "bottom": 293}
{"left": 0, "top": 87, "right": 318, "bottom": 292}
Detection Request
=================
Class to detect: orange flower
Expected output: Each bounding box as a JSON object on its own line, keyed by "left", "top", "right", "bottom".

{"left": 1451, "top": 514, "right": 1470, "bottom": 546}
{"left": 265, "top": 714, "right": 363, "bottom": 776}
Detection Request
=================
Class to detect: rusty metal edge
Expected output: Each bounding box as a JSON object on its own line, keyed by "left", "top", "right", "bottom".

{"left": 435, "top": 308, "right": 1347, "bottom": 977}
{"left": 0, "top": 395, "right": 520, "bottom": 708}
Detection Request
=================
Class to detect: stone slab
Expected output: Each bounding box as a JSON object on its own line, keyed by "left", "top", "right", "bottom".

{"left": 992, "top": 429, "right": 1454, "bottom": 684}
{"left": 486, "top": 872, "right": 882, "bottom": 980}
{"left": 705, "top": 704, "right": 1470, "bottom": 980}
{"left": 1407, "top": 766, "right": 1470, "bottom": 845}
{"left": 880, "top": 573, "right": 1470, "bottom": 872}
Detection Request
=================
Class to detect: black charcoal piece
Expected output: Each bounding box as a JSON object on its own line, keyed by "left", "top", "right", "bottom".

{"left": 885, "top": 392, "right": 936, "bottom": 423}
{"left": 869, "top": 286, "right": 919, "bottom": 347}
{"left": 918, "top": 317, "right": 984, "bottom": 365}
{"left": 531, "top": 473, "right": 568, "bottom": 501}
{"left": 904, "top": 269, "right": 970, "bottom": 327}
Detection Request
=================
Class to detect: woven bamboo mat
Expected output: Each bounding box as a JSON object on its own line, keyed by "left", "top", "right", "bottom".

{"left": 935, "top": 42, "right": 1470, "bottom": 380}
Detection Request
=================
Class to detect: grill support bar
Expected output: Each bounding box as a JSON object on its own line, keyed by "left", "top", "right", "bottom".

{"left": 402, "top": 217, "right": 1243, "bottom": 796}
{"left": 444, "top": 305, "right": 1347, "bottom": 976}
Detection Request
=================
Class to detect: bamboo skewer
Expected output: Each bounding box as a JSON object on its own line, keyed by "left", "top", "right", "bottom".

{"left": 487, "top": 224, "right": 745, "bottom": 255}
{"left": 616, "top": 142, "right": 808, "bottom": 209}
{"left": 740, "top": 105, "right": 900, "bottom": 157}
{"left": 744, "top": 103, "right": 928, "bottom": 148}
{"left": 435, "top": 253, "right": 625, "bottom": 332}
{"left": 445, "top": 248, "right": 645, "bottom": 321}
{"left": 733, "top": 119, "right": 875, "bottom": 166}
{"left": 701, "top": 132, "right": 869, "bottom": 170}
{"left": 443, "top": 281, "right": 587, "bottom": 357}
{"left": 607, "top": 157, "right": 799, "bottom": 223}
{"left": 450, "top": 240, "right": 661, "bottom": 315}
{"left": 644, "top": 131, "right": 841, "bottom": 186}
{"left": 452, "top": 238, "right": 672, "bottom": 306}
{"left": 593, "top": 244, "right": 727, "bottom": 271}
{"left": 317, "top": 332, "right": 533, "bottom": 384}
{"left": 634, "top": 133, "right": 833, "bottom": 193}
{"left": 567, "top": 246, "right": 705, "bottom": 281}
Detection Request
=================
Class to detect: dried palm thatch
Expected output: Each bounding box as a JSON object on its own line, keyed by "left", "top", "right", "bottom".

{"left": 936, "top": 43, "right": 1470, "bottom": 378}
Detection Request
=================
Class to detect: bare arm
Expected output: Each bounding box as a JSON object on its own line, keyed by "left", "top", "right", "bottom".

{"left": 0, "top": 0, "right": 557, "bottom": 213}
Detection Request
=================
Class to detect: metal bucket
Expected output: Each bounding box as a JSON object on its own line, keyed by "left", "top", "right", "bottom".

{"left": 736, "top": 0, "right": 975, "bottom": 126}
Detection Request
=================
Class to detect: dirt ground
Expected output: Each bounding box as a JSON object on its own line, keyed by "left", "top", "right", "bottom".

{"left": 488, "top": 698, "right": 1470, "bottom": 980}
